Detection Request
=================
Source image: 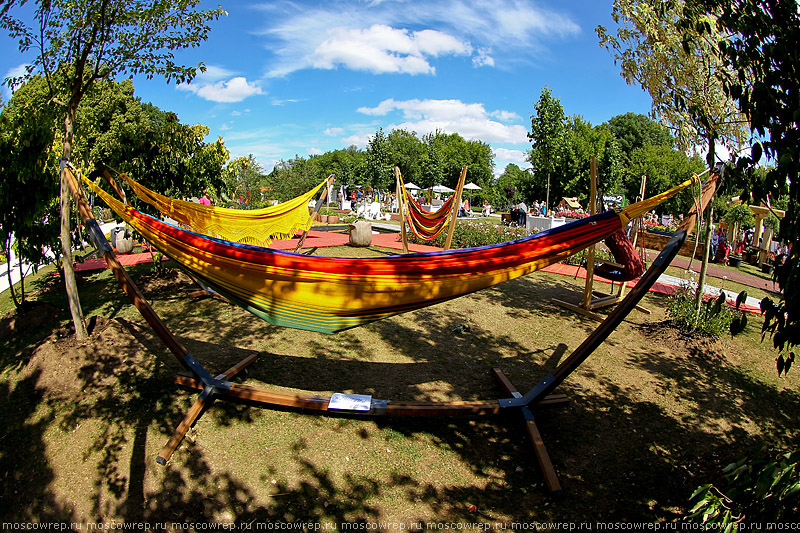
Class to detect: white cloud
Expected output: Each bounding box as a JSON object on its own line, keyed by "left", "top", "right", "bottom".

{"left": 271, "top": 98, "right": 302, "bottom": 106}
{"left": 472, "top": 48, "right": 494, "bottom": 67}
{"left": 259, "top": 0, "right": 580, "bottom": 77}
{"left": 324, "top": 127, "right": 345, "bottom": 136}
{"left": 308, "top": 147, "right": 324, "bottom": 155}
{"left": 1, "top": 64, "right": 30, "bottom": 102}
{"left": 309, "top": 24, "right": 470, "bottom": 75}
{"left": 494, "top": 148, "right": 528, "bottom": 164}
{"left": 178, "top": 67, "right": 264, "bottom": 103}
{"left": 342, "top": 133, "right": 373, "bottom": 148}
{"left": 356, "top": 98, "right": 529, "bottom": 144}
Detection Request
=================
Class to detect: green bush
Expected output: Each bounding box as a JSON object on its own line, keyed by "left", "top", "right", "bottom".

{"left": 666, "top": 283, "right": 738, "bottom": 337}
{"left": 687, "top": 447, "right": 800, "bottom": 527}
{"left": 407, "top": 220, "right": 528, "bottom": 249}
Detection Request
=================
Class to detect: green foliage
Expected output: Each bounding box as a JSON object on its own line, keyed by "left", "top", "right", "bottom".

{"left": 597, "top": 0, "right": 749, "bottom": 163}
{"left": 408, "top": 220, "right": 527, "bottom": 250}
{"left": 560, "top": 117, "right": 623, "bottom": 206}
{"left": 666, "top": 284, "right": 739, "bottom": 337}
{"left": 679, "top": 0, "right": 800, "bottom": 379}
{"left": 527, "top": 88, "right": 567, "bottom": 207}
{"left": 606, "top": 112, "right": 675, "bottom": 162}
{"left": 722, "top": 203, "right": 755, "bottom": 243}
{"left": 687, "top": 447, "right": 800, "bottom": 526}
{"left": 222, "top": 155, "right": 268, "bottom": 208}
{"left": 623, "top": 144, "right": 706, "bottom": 216}
{"left": 0, "top": 74, "right": 62, "bottom": 308}
{"left": 364, "top": 128, "right": 394, "bottom": 190}
{"left": 267, "top": 156, "right": 325, "bottom": 203}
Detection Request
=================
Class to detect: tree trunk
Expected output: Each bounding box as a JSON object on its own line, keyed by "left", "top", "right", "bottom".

{"left": 61, "top": 104, "right": 87, "bottom": 340}
{"left": 694, "top": 138, "right": 717, "bottom": 327}
{"left": 5, "top": 240, "right": 20, "bottom": 309}
{"left": 694, "top": 205, "right": 713, "bottom": 325}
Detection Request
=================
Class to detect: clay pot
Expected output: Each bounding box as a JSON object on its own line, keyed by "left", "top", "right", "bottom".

{"left": 349, "top": 221, "right": 372, "bottom": 247}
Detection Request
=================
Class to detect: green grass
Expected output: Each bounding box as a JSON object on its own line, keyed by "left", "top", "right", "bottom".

{"left": 0, "top": 245, "right": 797, "bottom": 524}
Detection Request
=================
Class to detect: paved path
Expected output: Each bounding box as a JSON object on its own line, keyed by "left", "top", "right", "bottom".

{"left": 642, "top": 248, "right": 779, "bottom": 295}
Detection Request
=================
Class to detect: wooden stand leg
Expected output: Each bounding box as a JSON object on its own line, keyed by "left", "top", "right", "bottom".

{"left": 492, "top": 367, "right": 563, "bottom": 496}
{"left": 158, "top": 353, "right": 259, "bottom": 465}
{"left": 157, "top": 393, "right": 211, "bottom": 465}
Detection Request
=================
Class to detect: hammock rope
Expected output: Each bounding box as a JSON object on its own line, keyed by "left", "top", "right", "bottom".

{"left": 119, "top": 173, "right": 328, "bottom": 246}
{"left": 83, "top": 172, "right": 700, "bottom": 335}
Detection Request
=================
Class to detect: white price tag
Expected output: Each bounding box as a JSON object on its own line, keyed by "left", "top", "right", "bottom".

{"left": 328, "top": 393, "right": 372, "bottom": 411}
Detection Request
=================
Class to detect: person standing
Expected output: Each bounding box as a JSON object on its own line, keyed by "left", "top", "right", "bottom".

{"left": 517, "top": 201, "right": 528, "bottom": 226}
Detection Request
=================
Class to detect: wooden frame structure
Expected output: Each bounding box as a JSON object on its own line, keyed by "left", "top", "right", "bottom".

{"left": 553, "top": 157, "right": 650, "bottom": 321}
{"left": 397, "top": 166, "right": 467, "bottom": 252}
{"left": 62, "top": 162, "right": 687, "bottom": 494}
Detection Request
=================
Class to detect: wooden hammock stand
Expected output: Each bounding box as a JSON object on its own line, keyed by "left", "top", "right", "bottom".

{"left": 553, "top": 158, "right": 651, "bottom": 321}
{"left": 396, "top": 166, "right": 468, "bottom": 253}
{"left": 62, "top": 162, "right": 687, "bottom": 495}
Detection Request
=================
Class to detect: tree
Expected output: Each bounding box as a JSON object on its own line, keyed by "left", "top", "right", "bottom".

{"left": 1, "top": 0, "right": 225, "bottom": 339}
{"left": 0, "top": 75, "right": 60, "bottom": 309}
{"left": 606, "top": 112, "right": 675, "bottom": 163}
{"left": 624, "top": 144, "right": 706, "bottom": 216}
{"left": 527, "top": 88, "right": 568, "bottom": 210}
{"left": 597, "top": 0, "right": 748, "bottom": 163}
{"left": 560, "top": 117, "right": 623, "bottom": 206}
{"left": 387, "top": 129, "right": 425, "bottom": 183}
{"left": 222, "top": 155, "right": 266, "bottom": 208}
{"left": 363, "top": 128, "right": 394, "bottom": 190}
{"left": 674, "top": 2, "right": 800, "bottom": 525}
{"left": 597, "top": 0, "right": 751, "bottom": 323}
{"left": 417, "top": 134, "right": 444, "bottom": 190}
{"left": 494, "top": 164, "right": 529, "bottom": 210}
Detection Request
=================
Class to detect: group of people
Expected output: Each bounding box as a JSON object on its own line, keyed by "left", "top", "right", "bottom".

{"left": 509, "top": 200, "right": 548, "bottom": 226}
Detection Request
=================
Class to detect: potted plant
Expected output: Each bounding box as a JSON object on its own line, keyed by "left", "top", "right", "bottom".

{"left": 321, "top": 208, "right": 338, "bottom": 224}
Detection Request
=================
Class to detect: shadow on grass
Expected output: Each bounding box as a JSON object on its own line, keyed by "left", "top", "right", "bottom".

{"left": 3, "top": 262, "right": 800, "bottom": 522}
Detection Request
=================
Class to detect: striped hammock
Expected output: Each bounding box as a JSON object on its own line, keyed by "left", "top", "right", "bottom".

{"left": 119, "top": 173, "right": 328, "bottom": 246}
{"left": 84, "top": 174, "right": 698, "bottom": 334}
{"left": 398, "top": 169, "right": 463, "bottom": 240}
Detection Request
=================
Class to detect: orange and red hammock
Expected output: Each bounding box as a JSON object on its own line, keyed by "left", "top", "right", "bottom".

{"left": 83, "top": 171, "right": 698, "bottom": 334}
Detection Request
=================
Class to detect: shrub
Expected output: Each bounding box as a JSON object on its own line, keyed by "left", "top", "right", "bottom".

{"left": 407, "top": 220, "right": 528, "bottom": 249}
{"left": 687, "top": 447, "right": 800, "bottom": 526}
{"left": 666, "top": 283, "right": 738, "bottom": 337}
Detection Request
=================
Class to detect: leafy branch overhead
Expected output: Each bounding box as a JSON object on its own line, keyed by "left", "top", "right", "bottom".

{"left": 0, "top": 0, "right": 226, "bottom": 91}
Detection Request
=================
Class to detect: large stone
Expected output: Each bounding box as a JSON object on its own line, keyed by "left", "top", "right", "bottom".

{"left": 349, "top": 221, "right": 373, "bottom": 247}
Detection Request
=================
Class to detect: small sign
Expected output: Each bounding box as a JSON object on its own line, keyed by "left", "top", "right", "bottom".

{"left": 328, "top": 393, "right": 373, "bottom": 411}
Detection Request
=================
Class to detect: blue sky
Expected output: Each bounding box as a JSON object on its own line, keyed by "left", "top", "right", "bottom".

{"left": 1, "top": 0, "right": 655, "bottom": 175}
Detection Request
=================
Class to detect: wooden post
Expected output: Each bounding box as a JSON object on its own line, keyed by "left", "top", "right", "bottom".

{"left": 295, "top": 174, "right": 335, "bottom": 252}
{"left": 396, "top": 167, "right": 409, "bottom": 254}
{"left": 582, "top": 158, "right": 598, "bottom": 309}
{"left": 444, "top": 166, "right": 468, "bottom": 251}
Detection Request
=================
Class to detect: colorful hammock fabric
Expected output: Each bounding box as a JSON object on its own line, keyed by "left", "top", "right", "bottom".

{"left": 84, "top": 173, "right": 698, "bottom": 335}
{"left": 120, "top": 173, "right": 328, "bottom": 246}
{"left": 403, "top": 194, "right": 458, "bottom": 240}
{"left": 594, "top": 230, "right": 645, "bottom": 282}
{"left": 397, "top": 170, "right": 464, "bottom": 240}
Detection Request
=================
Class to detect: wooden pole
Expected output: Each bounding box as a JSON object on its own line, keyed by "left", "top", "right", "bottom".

{"left": 396, "top": 167, "right": 409, "bottom": 254}
{"left": 61, "top": 165, "right": 194, "bottom": 370}
{"left": 444, "top": 166, "right": 468, "bottom": 251}
{"left": 295, "top": 174, "right": 335, "bottom": 252}
{"left": 582, "top": 157, "right": 598, "bottom": 309}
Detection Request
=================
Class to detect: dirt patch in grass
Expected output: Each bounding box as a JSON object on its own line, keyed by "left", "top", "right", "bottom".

{"left": 1, "top": 255, "right": 798, "bottom": 524}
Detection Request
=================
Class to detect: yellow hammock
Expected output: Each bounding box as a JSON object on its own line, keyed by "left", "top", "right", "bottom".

{"left": 119, "top": 173, "right": 328, "bottom": 246}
